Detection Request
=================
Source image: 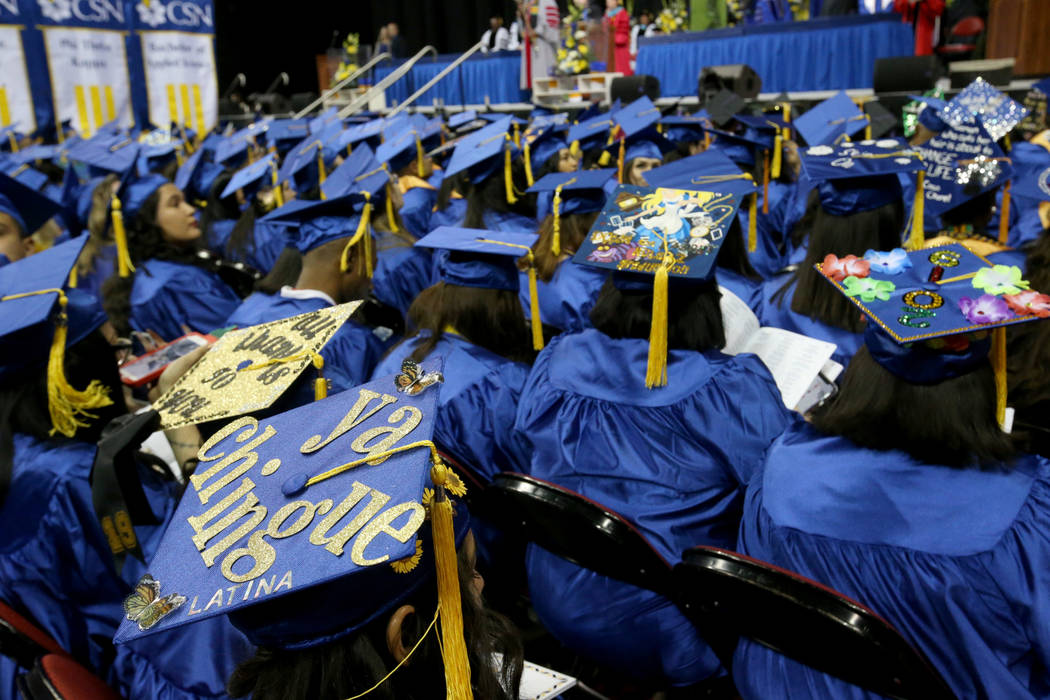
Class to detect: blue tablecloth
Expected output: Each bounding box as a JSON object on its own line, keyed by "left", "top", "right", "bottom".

{"left": 373, "top": 50, "right": 528, "bottom": 106}
{"left": 636, "top": 13, "right": 913, "bottom": 96}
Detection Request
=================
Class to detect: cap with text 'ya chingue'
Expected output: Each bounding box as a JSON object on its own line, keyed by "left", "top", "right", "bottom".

{"left": 114, "top": 363, "right": 479, "bottom": 696}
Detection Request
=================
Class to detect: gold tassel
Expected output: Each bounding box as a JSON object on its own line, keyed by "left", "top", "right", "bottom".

{"left": 864, "top": 122, "right": 872, "bottom": 141}
{"left": 504, "top": 139, "right": 518, "bottom": 205}
{"left": 1003, "top": 133, "right": 1012, "bottom": 152}
{"left": 429, "top": 461, "right": 474, "bottom": 700}
{"left": 7, "top": 132, "right": 18, "bottom": 153}
{"left": 416, "top": 135, "right": 425, "bottom": 178}
{"left": 616, "top": 137, "right": 625, "bottom": 184}
{"left": 992, "top": 326, "right": 1007, "bottom": 429}
{"left": 645, "top": 255, "right": 670, "bottom": 389}
{"left": 598, "top": 151, "right": 612, "bottom": 166}
{"left": 523, "top": 139, "right": 534, "bottom": 187}
{"left": 342, "top": 192, "right": 373, "bottom": 278}
{"left": 771, "top": 134, "right": 782, "bottom": 180}
{"left": 526, "top": 252, "right": 544, "bottom": 351}
{"left": 385, "top": 184, "right": 398, "bottom": 232}
{"left": 761, "top": 150, "right": 770, "bottom": 215}
{"left": 783, "top": 102, "right": 791, "bottom": 124}
{"left": 512, "top": 122, "right": 521, "bottom": 148}
{"left": 271, "top": 161, "right": 284, "bottom": 208}
{"left": 312, "top": 353, "right": 327, "bottom": 401}
{"left": 110, "top": 196, "right": 135, "bottom": 278}
{"left": 703, "top": 132, "right": 711, "bottom": 150}
{"left": 570, "top": 140, "right": 581, "bottom": 158}
{"left": 906, "top": 171, "right": 925, "bottom": 251}
{"left": 748, "top": 192, "right": 757, "bottom": 253}
{"left": 174, "top": 145, "right": 184, "bottom": 168}
{"left": 46, "top": 292, "right": 114, "bottom": 437}
{"left": 316, "top": 148, "right": 327, "bottom": 199}
{"left": 68, "top": 266, "right": 78, "bottom": 289}
{"left": 999, "top": 179, "right": 1011, "bottom": 244}
{"left": 551, "top": 184, "right": 564, "bottom": 256}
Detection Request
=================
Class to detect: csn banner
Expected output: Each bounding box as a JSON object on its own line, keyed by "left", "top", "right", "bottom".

{"left": 129, "top": 0, "right": 217, "bottom": 135}
{"left": 0, "top": 5, "right": 36, "bottom": 133}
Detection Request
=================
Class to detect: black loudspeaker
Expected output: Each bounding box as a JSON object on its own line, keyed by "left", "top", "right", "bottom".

{"left": 698, "top": 64, "right": 762, "bottom": 106}
{"left": 610, "top": 75, "right": 661, "bottom": 103}
{"left": 872, "top": 55, "right": 945, "bottom": 94}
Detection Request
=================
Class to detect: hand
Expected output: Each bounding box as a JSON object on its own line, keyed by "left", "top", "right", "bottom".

{"left": 149, "top": 342, "right": 212, "bottom": 402}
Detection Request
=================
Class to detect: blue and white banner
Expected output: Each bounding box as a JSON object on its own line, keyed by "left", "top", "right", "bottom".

{"left": 132, "top": 0, "right": 218, "bottom": 133}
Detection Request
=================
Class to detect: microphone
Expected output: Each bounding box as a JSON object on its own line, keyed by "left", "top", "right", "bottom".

{"left": 221, "top": 73, "right": 246, "bottom": 99}
{"left": 263, "top": 72, "right": 290, "bottom": 95}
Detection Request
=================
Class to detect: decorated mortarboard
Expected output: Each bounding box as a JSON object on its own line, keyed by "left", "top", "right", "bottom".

{"left": 0, "top": 170, "right": 65, "bottom": 237}
{"left": 528, "top": 169, "right": 616, "bottom": 257}
{"left": 574, "top": 184, "right": 744, "bottom": 387}
{"left": 914, "top": 119, "right": 1013, "bottom": 236}
{"left": 115, "top": 365, "right": 479, "bottom": 700}
{"left": 0, "top": 236, "right": 112, "bottom": 436}
{"left": 644, "top": 150, "right": 762, "bottom": 251}
{"left": 794, "top": 91, "right": 870, "bottom": 147}
{"left": 817, "top": 242, "right": 1050, "bottom": 429}
{"left": 151, "top": 302, "right": 361, "bottom": 430}
{"left": 416, "top": 226, "right": 545, "bottom": 349}
{"left": 941, "top": 78, "right": 1028, "bottom": 143}
{"left": 264, "top": 119, "right": 311, "bottom": 154}
{"left": 221, "top": 154, "right": 279, "bottom": 200}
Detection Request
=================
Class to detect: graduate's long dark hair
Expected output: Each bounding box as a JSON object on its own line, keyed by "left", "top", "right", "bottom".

{"left": 773, "top": 194, "right": 904, "bottom": 333}
{"left": 101, "top": 187, "right": 212, "bottom": 336}
{"left": 403, "top": 279, "right": 533, "bottom": 365}
{"left": 435, "top": 172, "right": 466, "bottom": 213}
{"left": 939, "top": 187, "right": 997, "bottom": 233}
{"left": 463, "top": 162, "right": 536, "bottom": 229}
{"left": 811, "top": 345, "right": 1016, "bottom": 468}
{"left": 0, "top": 329, "right": 126, "bottom": 504}
{"left": 76, "top": 174, "right": 120, "bottom": 280}
{"left": 226, "top": 546, "right": 523, "bottom": 700}
{"left": 589, "top": 276, "right": 726, "bottom": 352}
{"left": 527, "top": 211, "right": 598, "bottom": 282}
{"left": 1007, "top": 226, "right": 1050, "bottom": 446}
{"left": 719, "top": 216, "right": 761, "bottom": 281}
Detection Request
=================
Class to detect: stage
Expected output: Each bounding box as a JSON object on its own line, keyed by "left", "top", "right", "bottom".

{"left": 367, "top": 13, "right": 913, "bottom": 108}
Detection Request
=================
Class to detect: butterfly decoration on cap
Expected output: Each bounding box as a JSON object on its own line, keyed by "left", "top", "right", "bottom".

{"left": 395, "top": 359, "right": 444, "bottom": 396}
{"left": 123, "top": 574, "right": 187, "bottom": 631}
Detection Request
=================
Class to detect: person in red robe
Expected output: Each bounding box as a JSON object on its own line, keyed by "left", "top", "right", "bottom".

{"left": 894, "top": 0, "right": 945, "bottom": 56}
{"left": 605, "top": 0, "right": 632, "bottom": 75}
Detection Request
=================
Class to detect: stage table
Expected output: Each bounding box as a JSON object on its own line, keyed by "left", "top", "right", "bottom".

{"left": 636, "top": 13, "right": 913, "bottom": 96}
{"left": 372, "top": 50, "right": 528, "bottom": 107}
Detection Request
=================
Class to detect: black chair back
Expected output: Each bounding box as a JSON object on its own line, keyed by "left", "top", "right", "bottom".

{"left": 674, "top": 546, "right": 956, "bottom": 700}
{"left": 487, "top": 473, "right": 673, "bottom": 596}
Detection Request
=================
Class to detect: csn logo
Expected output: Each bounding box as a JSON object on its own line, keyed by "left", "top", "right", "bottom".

{"left": 37, "top": 0, "right": 125, "bottom": 23}
{"left": 136, "top": 0, "right": 213, "bottom": 28}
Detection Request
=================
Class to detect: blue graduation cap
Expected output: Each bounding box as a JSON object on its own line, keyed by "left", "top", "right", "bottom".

{"left": 197, "top": 130, "right": 224, "bottom": 156}
{"left": 443, "top": 117, "right": 518, "bottom": 195}
{"left": 448, "top": 109, "right": 478, "bottom": 130}
{"left": 174, "top": 147, "right": 224, "bottom": 202}
{"left": 818, "top": 242, "right": 1050, "bottom": 428}
{"left": 66, "top": 136, "right": 141, "bottom": 177}
{"left": 910, "top": 95, "right": 948, "bottom": 134}
{"left": 528, "top": 169, "right": 615, "bottom": 256}
{"left": 277, "top": 138, "right": 328, "bottom": 195}
{"left": 416, "top": 226, "right": 544, "bottom": 349}
{"left": 574, "top": 184, "right": 744, "bottom": 388}
{"left": 308, "top": 107, "right": 340, "bottom": 135}
{"left": 320, "top": 144, "right": 388, "bottom": 201}
{"left": 264, "top": 119, "right": 310, "bottom": 155}
{"left": 941, "top": 78, "right": 1028, "bottom": 142}
{"left": 265, "top": 192, "right": 376, "bottom": 277}
{"left": 376, "top": 125, "right": 427, "bottom": 176}
{"left": 0, "top": 236, "right": 112, "bottom": 436}
{"left": 3, "top": 163, "right": 50, "bottom": 192}
{"left": 0, "top": 170, "right": 65, "bottom": 236}
{"left": 137, "top": 142, "right": 182, "bottom": 176}
{"left": 214, "top": 124, "right": 265, "bottom": 167}
{"left": 567, "top": 113, "right": 616, "bottom": 157}
{"left": 7, "top": 144, "right": 59, "bottom": 166}
{"left": 794, "top": 91, "right": 870, "bottom": 147}
{"left": 112, "top": 367, "right": 477, "bottom": 688}
{"left": 524, "top": 125, "right": 570, "bottom": 184}
{"left": 659, "top": 113, "right": 710, "bottom": 146}
{"left": 221, "top": 154, "right": 278, "bottom": 200}
{"left": 335, "top": 119, "right": 385, "bottom": 154}
{"left": 916, "top": 119, "right": 1013, "bottom": 234}
{"left": 800, "top": 139, "right": 922, "bottom": 215}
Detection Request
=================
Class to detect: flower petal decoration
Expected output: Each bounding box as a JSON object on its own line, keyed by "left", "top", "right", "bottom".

{"left": 822, "top": 254, "right": 871, "bottom": 282}
{"left": 1003, "top": 290, "right": 1050, "bottom": 318}
{"left": 959, "top": 294, "right": 1014, "bottom": 324}
{"left": 971, "top": 265, "right": 1030, "bottom": 296}
{"left": 863, "top": 248, "right": 912, "bottom": 275}
{"left": 843, "top": 276, "right": 895, "bottom": 302}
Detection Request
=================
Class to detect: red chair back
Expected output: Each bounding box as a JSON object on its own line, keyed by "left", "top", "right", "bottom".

{"left": 673, "top": 546, "right": 956, "bottom": 700}
{"left": 950, "top": 16, "right": 985, "bottom": 39}
{"left": 18, "top": 654, "right": 125, "bottom": 700}
{"left": 0, "top": 600, "right": 66, "bottom": 668}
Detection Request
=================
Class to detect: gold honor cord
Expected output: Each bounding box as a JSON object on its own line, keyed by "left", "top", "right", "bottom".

{"left": 475, "top": 237, "right": 543, "bottom": 350}
{"left": 0, "top": 288, "right": 113, "bottom": 436}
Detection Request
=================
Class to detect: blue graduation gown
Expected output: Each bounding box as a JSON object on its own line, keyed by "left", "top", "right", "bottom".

{"left": 77, "top": 243, "right": 116, "bottom": 303}
{"left": 718, "top": 268, "right": 762, "bottom": 315}
{"left": 429, "top": 198, "right": 467, "bottom": 232}
{"left": 518, "top": 262, "right": 607, "bottom": 333}
{"left": 130, "top": 259, "right": 242, "bottom": 341}
{"left": 372, "top": 231, "right": 435, "bottom": 315}
{"left": 515, "top": 329, "right": 792, "bottom": 686}
{"left": 0, "top": 434, "right": 251, "bottom": 699}
{"left": 482, "top": 209, "right": 537, "bottom": 233}
{"left": 734, "top": 422, "right": 1050, "bottom": 700}
{"left": 400, "top": 182, "right": 437, "bottom": 238}
{"left": 226, "top": 290, "right": 391, "bottom": 395}
{"left": 209, "top": 219, "right": 286, "bottom": 274}
{"left": 371, "top": 332, "right": 530, "bottom": 481}
{"left": 756, "top": 275, "right": 863, "bottom": 367}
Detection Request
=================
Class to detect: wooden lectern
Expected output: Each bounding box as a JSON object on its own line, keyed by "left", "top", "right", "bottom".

{"left": 986, "top": 0, "right": 1050, "bottom": 76}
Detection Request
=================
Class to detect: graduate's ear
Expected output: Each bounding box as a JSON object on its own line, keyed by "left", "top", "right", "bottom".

{"left": 385, "top": 604, "right": 417, "bottom": 662}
